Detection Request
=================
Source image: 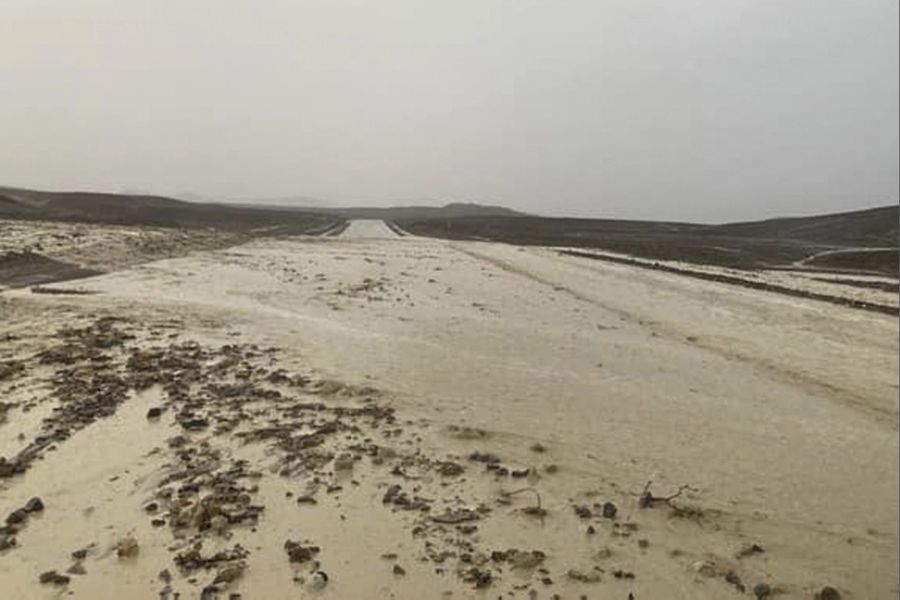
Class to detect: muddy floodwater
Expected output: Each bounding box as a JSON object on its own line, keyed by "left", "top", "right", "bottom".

{"left": 1, "top": 220, "right": 897, "bottom": 599}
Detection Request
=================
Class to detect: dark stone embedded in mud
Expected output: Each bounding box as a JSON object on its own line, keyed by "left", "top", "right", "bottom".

{"left": 573, "top": 505, "right": 592, "bottom": 519}
{"left": 437, "top": 462, "right": 464, "bottom": 476}
{"left": 6, "top": 509, "right": 27, "bottom": 525}
{"left": 284, "top": 540, "right": 320, "bottom": 563}
{"left": 71, "top": 548, "right": 89, "bottom": 560}
{"left": 146, "top": 407, "right": 163, "bottom": 419}
{"left": 382, "top": 484, "right": 401, "bottom": 504}
{"left": 601, "top": 502, "right": 618, "bottom": 519}
{"left": 469, "top": 451, "right": 500, "bottom": 464}
{"left": 431, "top": 508, "right": 478, "bottom": 524}
{"left": 179, "top": 416, "right": 209, "bottom": 431}
{"left": 725, "top": 571, "right": 745, "bottom": 592}
{"left": 753, "top": 582, "right": 772, "bottom": 599}
{"left": 817, "top": 586, "right": 841, "bottom": 600}
{"left": 464, "top": 567, "right": 493, "bottom": 588}
{"left": 38, "top": 570, "right": 70, "bottom": 585}
{"left": 24, "top": 497, "right": 44, "bottom": 513}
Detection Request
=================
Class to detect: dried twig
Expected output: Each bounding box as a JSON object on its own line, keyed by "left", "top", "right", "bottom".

{"left": 639, "top": 481, "right": 692, "bottom": 508}
{"left": 502, "top": 487, "right": 545, "bottom": 516}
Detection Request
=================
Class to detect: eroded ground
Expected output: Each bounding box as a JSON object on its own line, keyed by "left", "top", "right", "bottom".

{"left": 0, "top": 221, "right": 897, "bottom": 599}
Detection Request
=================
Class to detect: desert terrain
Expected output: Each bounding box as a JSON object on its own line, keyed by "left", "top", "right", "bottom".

{"left": 1, "top": 216, "right": 897, "bottom": 599}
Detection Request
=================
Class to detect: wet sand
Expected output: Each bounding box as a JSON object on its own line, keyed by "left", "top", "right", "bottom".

{"left": 0, "top": 221, "right": 897, "bottom": 599}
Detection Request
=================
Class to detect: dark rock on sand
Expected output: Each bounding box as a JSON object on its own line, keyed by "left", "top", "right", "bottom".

{"left": 39, "top": 570, "right": 70, "bottom": 585}
{"left": 817, "top": 586, "right": 841, "bottom": 600}
{"left": 24, "top": 497, "right": 44, "bottom": 513}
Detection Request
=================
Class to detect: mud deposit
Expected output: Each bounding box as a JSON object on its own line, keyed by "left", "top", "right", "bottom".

{"left": 1, "top": 221, "right": 897, "bottom": 599}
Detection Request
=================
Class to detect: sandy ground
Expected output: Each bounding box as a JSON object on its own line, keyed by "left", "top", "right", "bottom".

{"left": 0, "top": 219, "right": 897, "bottom": 599}
{"left": 0, "top": 219, "right": 248, "bottom": 277}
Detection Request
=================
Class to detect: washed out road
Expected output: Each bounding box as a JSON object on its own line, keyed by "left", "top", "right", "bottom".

{"left": 1, "top": 220, "right": 896, "bottom": 599}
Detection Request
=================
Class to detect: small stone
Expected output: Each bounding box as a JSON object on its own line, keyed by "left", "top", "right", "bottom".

{"left": 24, "top": 497, "right": 44, "bottom": 513}
{"left": 159, "top": 569, "right": 172, "bottom": 583}
{"left": 437, "top": 462, "right": 464, "bottom": 476}
{"left": 817, "top": 586, "right": 841, "bottom": 600}
{"left": 586, "top": 525, "right": 596, "bottom": 535}
{"left": 753, "top": 582, "right": 772, "bottom": 599}
{"left": 574, "top": 505, "right": 592, "bottom": 519}
{"left": 6, "top": 509, "right": 27, "bottom": 525}
{"left": 66, "top": 562, "right": 87, "bottom": 575}
{"left": 146, "top": 407, "right": 163, "bottom": 419}
{"left": 116, "top": 535, "right": 139, "bottom": 558}
{"left": 725, "top": 571, "right": 745, "bottom": 592}
{"left": 0, "top": 535, "right": 16, "bottom": 550}
{"left": 601, "top": 502, "right": 618, "bottom": 519}
{"left": 392, "top": 564, "right": 406, "bottom": 576}
{"left": 71, "top": 548, "right": 88, "bottom": 560}
{"left": 39, "top": 570, "right": 70, "bottom": 586}
{"left": 529, "top": 442, "right": 546, "bottom": 453}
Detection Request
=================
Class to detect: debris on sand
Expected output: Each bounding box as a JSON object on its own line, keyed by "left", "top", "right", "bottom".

{"left": 431, "top": 508, "right": 479, "bottom": 524}
{"left": 24, "top": 497, "right": 44, "bottom": 513}
{"left": 491, "top": 548, "right": 546, "bottom": 570}
{"left": 38, "top": 570, "right": 70, "bottom": 586}
{"left": 462, "top": 567, "right": 492, "bottom": 588}
{"left": 753, "top": 582, "right": 772, "bottom": 599}
{"left": 175, "top": 543, "right": 249, "bottom": 572}
{"left": 116, "top": 535, "right": 139, "bottom": 558}
{"left": 736, "top": 543, "right": 765, "bottom": 558}
{"left": 601, "top": 501, "right": 618, "bottom": 519}
{"left": 284, "top": 540, "right": 320, "bottom": 563}
{"left": 817, "top": 586, "right": 841, "bottom": 600}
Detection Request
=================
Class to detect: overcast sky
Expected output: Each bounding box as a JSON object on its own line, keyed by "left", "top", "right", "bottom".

{"left": 1, "top": 1, "right": 897, "bottom": 222}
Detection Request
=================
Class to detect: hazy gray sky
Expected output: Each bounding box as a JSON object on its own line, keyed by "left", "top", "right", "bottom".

{"left": 1, "top": 1, "right": 897, "bottom": 222}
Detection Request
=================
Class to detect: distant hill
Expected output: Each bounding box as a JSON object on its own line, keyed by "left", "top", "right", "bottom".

{"left": 710, "top": 205, "right": 898, "bottom": 247}
{"left": 0, "top": 186, "right": 336, "bottom": 233}
{"left": 397, "top": 204, "right": 898, "bottom": 276}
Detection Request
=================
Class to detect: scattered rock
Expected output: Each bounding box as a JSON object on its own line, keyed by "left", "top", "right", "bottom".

{"left": 66, "top": 562, "right": 87, "bottom": 575}
{"left": 736, "top": 543, "right": 765, "bottom": 558}
{"left": 529, "top": 442, "right": 546, "bottom": 453}
{"left": 567, "top": 568, "right": 602, "bottom": 583}
{"left": 24, "top": 497, "right": 44, "bottom": 513}
{"left": 39, "top": 570, "right": 70, "bottom": 586}
{"left": 753, "top": 582, "right": 772, "bottom": 599}
{"left": 725, "top": 571, "right": 745, "bottom": 592}
{"left": 817, "top": 586, "right": 841, "bottom": 600}
{"left": 116, "top": 535, "right": 139, "bottom": 558}
{"left": 6, "top": 509, "right": 27, "bottom": 525}
{"left": 431, "top": 508, "right": 479, "bottom": 524}
{"left": 284, "top": 540, "right": 320, "bottom": 563}
{"left": 437, "top": 462, "right": 464, "bottom": 476}
{"left": 574, "top": 505, "right": 592, "bottom": 519}
{"left": 392, "top": 564, "right": 406, "bottom": 576}
{"left": 601, "top": 502, "right": 618, "bottom": 519}
{"left": 146, "top": 407, "right": 163, "bottom": 419}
